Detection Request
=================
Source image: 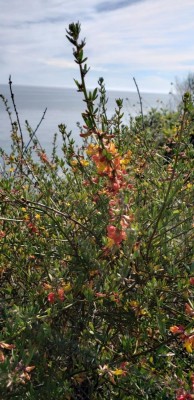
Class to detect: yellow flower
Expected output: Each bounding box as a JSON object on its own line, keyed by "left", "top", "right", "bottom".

{"left": 120, "top": 158, "right": 129, "bottom": 165}
{"left": 62, "top": 283, "right": 72, "bottom": 293}
{"left": 186, "top": 183, "right": 192, "bottom": 190}
{"left": 106, "top": 142, "right": 117, "bottom": 155}
{"left": 80, "top": 159, "right": 89, "bottom": 167}
{"left": 70, "top": 160, "right": 78, "bottom": 166}
{"left": 130, "top": 300, "right": 139, "bottom": 307}
{"left": 120, "top": 150, "right": 132, "bottom": 165}
{"left": 111, "top": 369, "right": 124, "bottom": 376}
{"left": 106, "top": 237, "right": 115, "bottom": 248}
{"left": 35, "top": 214, "right": 41, "bottom": 220}
{"left": 86, "top": 144, "right": 99, "bottom": 156}
{"left": 96, "top": 163, "right": 105, "bottom": 173}
{"left": 184, "top": 335, "right": 194, "bottom": 353}
{"left": 184, "top": 339, "right": 193, "bottom": 353}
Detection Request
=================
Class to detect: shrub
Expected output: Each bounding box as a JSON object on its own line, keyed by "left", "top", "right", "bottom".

{"left": 0, "top": 22, "right": 193, "bottom": 399}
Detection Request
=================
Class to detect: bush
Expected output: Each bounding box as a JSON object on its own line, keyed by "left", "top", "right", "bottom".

{"left": 0, "top": 22, "right": 194, "bottom": 399}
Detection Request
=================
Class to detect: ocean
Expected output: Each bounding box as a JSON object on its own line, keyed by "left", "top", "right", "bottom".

{"left": 0, "top": 84, "right": 171, "bottom": 156}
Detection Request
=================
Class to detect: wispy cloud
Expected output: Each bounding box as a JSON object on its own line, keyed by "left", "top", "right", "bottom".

{"left": 44, "top": 58, "right": 108, "bottom": 73}
{"left": 96, "top": 0, "right": 145, "bottom": 13}
{"left": 0, "top": 0, "right": 194, "bottom": 92}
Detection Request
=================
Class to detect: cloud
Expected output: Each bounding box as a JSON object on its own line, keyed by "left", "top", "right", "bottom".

{"left": 44, "top": 58, "right": 108, "bottom": 73}
{"left": 96, "top": 0, "right": 145, "bottom": 13}
{"left": 0, "top": 0, "right": 194, "bottom": 92}
{"left": 23, "top": 16, "right": 70, "bottom": 26}
{"left": 45, "top": 59, "right": 78, "bottom": 69}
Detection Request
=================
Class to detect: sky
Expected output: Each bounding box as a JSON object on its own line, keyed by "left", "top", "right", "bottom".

{"left": 0, "top": 0, "right": 194, "bottom": 93}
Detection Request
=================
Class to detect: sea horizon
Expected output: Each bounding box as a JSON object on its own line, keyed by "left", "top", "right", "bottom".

{"left": 0, "top": 84, "right": 172, "bottom": 156}
{"left": 0, "top": 82, "right": 170, "bottom": 95}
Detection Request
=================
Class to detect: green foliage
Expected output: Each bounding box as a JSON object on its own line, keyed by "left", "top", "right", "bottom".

{"left": 0, "top": 22, "right": 194, "bottom": 399}
{"left": 174, "top": 73, "right": 194, "bottom": 105}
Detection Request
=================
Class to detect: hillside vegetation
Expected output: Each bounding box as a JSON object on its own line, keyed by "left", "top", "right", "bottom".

{"left": 0, "top": 23, "right": 194, "bottom": 399}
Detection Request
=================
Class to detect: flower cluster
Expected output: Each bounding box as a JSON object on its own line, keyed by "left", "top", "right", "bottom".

{"left": 170, "top": 325, "right": 194, "bottom": 353}
{"left": 176, "top": 375, "right": 194, "bottom": 400}
{"left": 44, "top": 282, "right": 72, "bottom": 304}
{"left": 86, "top": 137, "right": 134, "bottom": 248}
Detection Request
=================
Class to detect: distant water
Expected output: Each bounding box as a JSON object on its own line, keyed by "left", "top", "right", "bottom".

{"left": 0, "top": 84, "right": 170, "bottom": 156}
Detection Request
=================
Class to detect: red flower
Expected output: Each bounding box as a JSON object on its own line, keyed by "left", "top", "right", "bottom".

{"left": 189, "top": 277, "right": 194, "bottom": 285}
{"left": 48, "top": 292, "right": 55, "bottom": 304}
{"left": 27, "top": 222, "right": 38, "bottom": 234}
{"left": 176, "top": 393, "right": 192, "bottom": 400}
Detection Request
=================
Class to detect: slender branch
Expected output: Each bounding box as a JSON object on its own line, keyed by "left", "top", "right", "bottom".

{"left": 116, "top": 336, "right": 175, "bottom": 364}
{"left": 133, "top": 77, "right": 145, "bottom": 130}
{"left": 152, "top": 215, "right": 193, "bottom": 241}
{"left": 23, "top": 107, "right": 47, "bottom": 154}
{"left": 17, "top": 198, "right": 100, "bottom": 240}
{"left": 0, "top": 94, "right": 14, "bottom": 128}
{"left": 146, "top": 107, "right": 188, "bottom": 261}
{"left": 0, "top": 217, "right": 23, "bottom": 222}
{"left": 13, "top": 108, "right": 47, "bottom": 177}
{"left": 9, "top": 75, "right": 24, "bottom": 152}
{"left": 159, "top": 226, "right": 194, "bottom": 245}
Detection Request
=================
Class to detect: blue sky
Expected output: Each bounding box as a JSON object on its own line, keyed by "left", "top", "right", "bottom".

{"left": 1, "top": 0, "right": 194, "bottom": 93}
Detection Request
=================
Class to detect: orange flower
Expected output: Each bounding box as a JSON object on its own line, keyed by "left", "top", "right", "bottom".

{"left": 43, "top": 282, "right": 52, "bottom": 290}
{"left": 105, "top": 142, "right": 118, "bottom": 156}
{"left": 95, "top": 292, "right": 107, "bottom": 298}
{"left": 185, "top": 303, "right": 194, "bottom": 316}
{"left": 107, "top": 225, "right": 126, "bottom": 246}
{"left": 0, "top": 350, "right": 5, "bottom": 363}
{"left": 0, "top": 230, "right": 5, "bottom": 239}
{"left": 57, "top": 288, "right": 65, "bottom": 301}
{"left": 0, "top": 342, "right": 15, "bottom": 350}
{"left": 86, "top": 144, "right": 99, "bottom": 156}
{"left": 169, "top": 325, "right": 185, "bottom": 334}
{"left": 92, "top": 152, "right": 111, "bottom": 175}
{"left": 38, "top": 151, "right": 49, "bottom": 164}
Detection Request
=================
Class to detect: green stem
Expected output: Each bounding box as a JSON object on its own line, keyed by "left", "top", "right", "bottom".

{"left": 146, "top": 107, "right": 187, "bottom": 261}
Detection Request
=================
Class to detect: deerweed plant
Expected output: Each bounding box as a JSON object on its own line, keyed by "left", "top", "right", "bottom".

{"left": 0, "top": 22, "right": 194, "bottom": 400}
